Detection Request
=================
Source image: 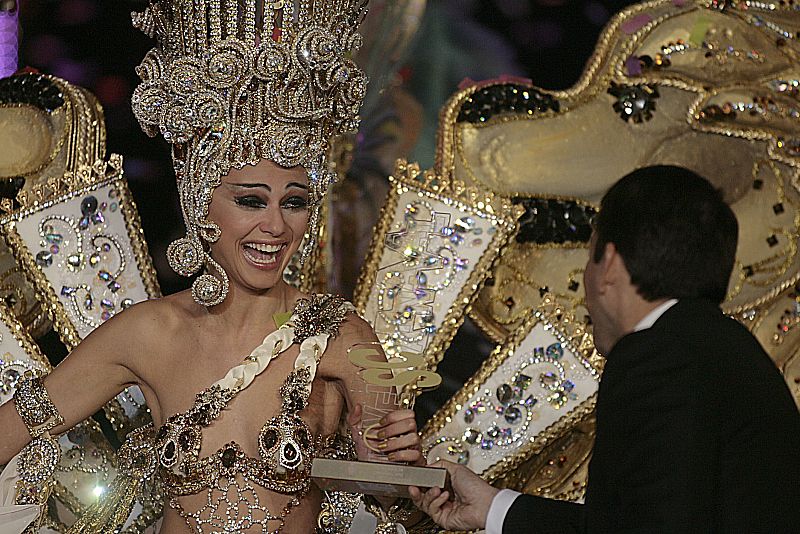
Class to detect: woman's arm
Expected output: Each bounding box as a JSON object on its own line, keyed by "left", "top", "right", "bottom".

{"left": 0, "top": 302, "right": 149, "bottom": 464}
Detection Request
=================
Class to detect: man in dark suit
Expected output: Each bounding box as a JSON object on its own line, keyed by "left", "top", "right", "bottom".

{"left": 410, "top": 166, "right": 800, "bottom": 533}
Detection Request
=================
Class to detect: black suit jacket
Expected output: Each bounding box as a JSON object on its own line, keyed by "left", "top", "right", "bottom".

{"left": 503, "top": 299, "right": 800, "bottom": 533}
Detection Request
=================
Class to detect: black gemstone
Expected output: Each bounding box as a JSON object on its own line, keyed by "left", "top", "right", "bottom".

{"left": 295, "top": 428, "right": 311, "bottom": 448}
{"left": 496, "top": 384, "right": 514, "bottom": 404}
{"left": 283, "top": 443, "right": 297, "bottom": 461}
{"left": 81, "top": 196, "right": 98, "bottom": 216}
{"left": 289, "top": 390, "right": 306, "bottom": 410}
{"left": 539, "top": 286, "right": 550, "bottom": 297}
{"left": 753, "top": 179, "right": 764, "bottom": 190}
{"left": 744, "top": 265, "right": 755, "bottom": 277}
{"left": 0, "top": 177, "right": 25, "bottom": 203}
{"left": 767, "top": 234, "right": 779, "bottom": 247}
{"left": 513, "top": 197, "right": 596, "bottom": 245}
{"left": 221, "top": 447, "right": 237, "bottom": 467}
{"left": 193, "top": 405, "right": 210, "bottom": 425}
{"left": 608, "top": 82, "right": 659, "bottom": 123}
{"left": 178, "top": 430, "right": 193, "bottom": 450}
{"left": 773, "top": 203, "right": 785, "bottom": 215}
{"left": 261, "top": 428, "right": 278, "bottom": 449}
{"left": 163, "top": 440, "right": 176, "bottom": 460}
{"left": 568, "top": 280, "right": 580, "bottom": 292}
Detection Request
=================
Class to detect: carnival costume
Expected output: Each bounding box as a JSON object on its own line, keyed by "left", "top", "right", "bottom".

{"left": 122, "top": 2, "right": 373, "bottom": 524}
{"left": 69, "top": 294, "right": 357, "bottom": 533}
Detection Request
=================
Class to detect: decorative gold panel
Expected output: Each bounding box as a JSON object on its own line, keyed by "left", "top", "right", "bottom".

{"left": 444, "top": 2, "right": 800, "bottom": 342}
{"left": 353, "top": 159, "right": 522, "bottom": 370}
{"left": 422, "top": 296, "right": 600, "bottom": 484}
{"left": 0, "top": 73, "right": 160, "bottom": 440}
{"left": 411, "top": 0, "right": 800, "bottom": 501}
{"left": 1, "top": 158, "right": 159, "bottom": 436}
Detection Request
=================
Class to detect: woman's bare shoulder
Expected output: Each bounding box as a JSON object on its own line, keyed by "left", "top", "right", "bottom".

{"left": 88, "top": 290, "right": 201, "bottom": 358}
{"left": 112, "top": 290, "right": 195, "bottom": 331}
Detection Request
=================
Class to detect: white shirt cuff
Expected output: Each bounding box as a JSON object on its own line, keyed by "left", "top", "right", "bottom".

{"left": 485, "top": 489, "right": 521, "bottom": 534}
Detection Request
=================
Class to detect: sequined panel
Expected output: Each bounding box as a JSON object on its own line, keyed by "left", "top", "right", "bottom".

{"left": 456, "top": 84, "right": 560, "bottom": 124}
{"left": 423, "top": 311, "right": 599, "bottom": 478}
{"left": 513, "top": 198, "right": 596, "bottom": 245}
{"left": 1, "top": 173, "right": 157, "bottom": 434}
{"left": 12, "top": 182, "right": 146, "bottom": 335}
{"left": 355, "top": 164, "right": 521, "bottom": 368}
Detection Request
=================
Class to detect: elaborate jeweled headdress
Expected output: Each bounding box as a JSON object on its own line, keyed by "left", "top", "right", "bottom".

{"left": 130, "top": 0, "right": 369, "bottom": 306}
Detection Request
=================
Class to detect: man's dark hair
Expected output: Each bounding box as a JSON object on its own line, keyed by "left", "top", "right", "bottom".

{"left": 592, "top": 165, "right": 738, "bottom": 304}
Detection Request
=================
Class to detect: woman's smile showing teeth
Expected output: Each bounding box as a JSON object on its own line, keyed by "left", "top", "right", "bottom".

{"left": 242, "top": 242, "right": 285, "bottom": 268}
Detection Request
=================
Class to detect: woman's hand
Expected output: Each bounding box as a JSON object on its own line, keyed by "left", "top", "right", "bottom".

{"left": 347, "top": 405, "right": 424, "bottom": 465}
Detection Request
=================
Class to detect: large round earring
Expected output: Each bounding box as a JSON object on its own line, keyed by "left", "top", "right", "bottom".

{"left": 191, "top": 254, "right": 229, "bottom": 307}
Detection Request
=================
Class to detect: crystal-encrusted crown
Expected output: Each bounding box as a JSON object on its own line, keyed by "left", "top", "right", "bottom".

{"left": 130, "top": 0, "right": 369, "bottom": 306}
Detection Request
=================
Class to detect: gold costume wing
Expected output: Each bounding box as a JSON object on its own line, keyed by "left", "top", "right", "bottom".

{"left": 351, "top": 0, "right": 800, "bottom": 504}
{"left": 0, "top": 72, "right": 161, "bottom": 533}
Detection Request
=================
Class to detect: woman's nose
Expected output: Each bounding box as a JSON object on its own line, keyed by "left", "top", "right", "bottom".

{"left": 257, "top": 206, "right": 286, "bottom": 236}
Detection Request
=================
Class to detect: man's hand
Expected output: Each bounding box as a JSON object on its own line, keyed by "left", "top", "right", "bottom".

{"left": 409, "top": 460, "right": 499, "bottom": 531}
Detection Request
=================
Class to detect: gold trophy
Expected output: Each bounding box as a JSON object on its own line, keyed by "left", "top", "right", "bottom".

{"left": 311, "top": 342, "right": 448, "bottom": 497}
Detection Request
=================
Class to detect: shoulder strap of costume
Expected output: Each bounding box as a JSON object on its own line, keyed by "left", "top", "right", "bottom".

{"left": 290, "top": 294, "right": 355, "bottom": 344}
{"left": 184, "top": 294, "right": 356, "bottom": 419}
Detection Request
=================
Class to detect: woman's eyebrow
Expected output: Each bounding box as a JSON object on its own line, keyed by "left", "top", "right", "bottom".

{"left": 229, "top": 182, "right": 271, "bottom": 191}
{"left": 227, "top": 182, "right": 309, "bottom": 191}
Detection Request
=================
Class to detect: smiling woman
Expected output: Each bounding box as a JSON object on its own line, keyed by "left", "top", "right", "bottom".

{"left": 208, "top": 161, "right": 311, "bottom": 291}
{"left": 0, "top": 1, "right": 427, "bottom": 533}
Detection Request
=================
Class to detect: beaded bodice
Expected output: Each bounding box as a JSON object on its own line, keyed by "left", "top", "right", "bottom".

{"left": 155, "top": 372, "right": 318, "bottom": 497}
{"left": 152, "top": 294, "right": 354, "bottom": 532}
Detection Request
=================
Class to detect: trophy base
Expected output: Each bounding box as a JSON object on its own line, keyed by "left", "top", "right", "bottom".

{"left": 311, "top": 458, "right": 449, "bottom": 498}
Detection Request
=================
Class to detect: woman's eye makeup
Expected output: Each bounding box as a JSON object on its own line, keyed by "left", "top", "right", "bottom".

{"left": 234, "top": 195, "right": 267, "bottom": 208}
{"left": 281, "top": 196, "right": 309, "bottom": 210}
{"left": 233, "top": 194, "right": 308, "bottom": 210}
